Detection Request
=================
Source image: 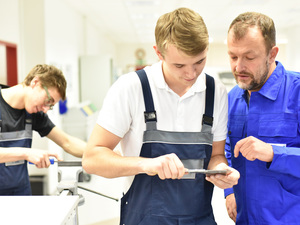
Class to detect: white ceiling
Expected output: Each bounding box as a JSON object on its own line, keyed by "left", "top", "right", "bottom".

{"left": 63, "top": 0, "right": 300, "bottom": 44}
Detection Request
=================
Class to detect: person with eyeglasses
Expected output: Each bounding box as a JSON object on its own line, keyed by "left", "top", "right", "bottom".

{"left": 0, "top": 64, "right": 86, "bottom": 195}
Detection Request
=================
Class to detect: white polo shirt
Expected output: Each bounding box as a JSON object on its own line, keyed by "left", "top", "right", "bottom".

{"left": 97, "top": 61, "right": 228, "bottom": 191}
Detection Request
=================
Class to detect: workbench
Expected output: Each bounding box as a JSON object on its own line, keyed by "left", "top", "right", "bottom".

{"left": 0, "top": 195, "right": 79, "bottom": 225}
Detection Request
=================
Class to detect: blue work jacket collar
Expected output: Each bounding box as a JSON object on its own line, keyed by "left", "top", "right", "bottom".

{"left": 258, "top": 61, "right": 285, "bottom": 101}
{"left": 240, "top": 61, "right": 285, "bottom": 101}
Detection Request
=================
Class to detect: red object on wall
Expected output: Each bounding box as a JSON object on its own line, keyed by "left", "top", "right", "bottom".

{"left": 0, "top": 40, "right": 18, "bottom": 86}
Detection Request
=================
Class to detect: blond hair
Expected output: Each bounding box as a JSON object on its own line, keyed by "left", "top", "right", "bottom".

{"left": 155, "top": 7, "right": 209, "bottom": 57}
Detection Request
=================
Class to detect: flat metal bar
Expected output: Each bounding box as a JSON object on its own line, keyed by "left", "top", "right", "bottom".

{"left": 187, "top": 169, "right": 228, "bottom": 175}
{"left": 57, "top": 161, "right": 82, "bottom": 167}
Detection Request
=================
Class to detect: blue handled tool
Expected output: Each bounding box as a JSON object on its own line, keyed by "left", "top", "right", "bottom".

{"left": 29, "top": 158, "right": 55, "bottom": 165}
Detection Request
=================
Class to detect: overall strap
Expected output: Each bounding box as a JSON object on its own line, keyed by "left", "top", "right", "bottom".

{"left": 136, "top": 69, "right": 157, "bottom": 130}
{"left": 0, "top": 103, "right": 2, "bottom": 133}
{"left": 0, "top": 87, "right": 2, "bottom": 132}
{"left": 202, "top": 74, "right": 215, "bottom": 132}
{"left": 25, "top": 112, "right": 32, "bottom": 131}
{"left": 137, "top": 70, "right": 215, "bottom": 131}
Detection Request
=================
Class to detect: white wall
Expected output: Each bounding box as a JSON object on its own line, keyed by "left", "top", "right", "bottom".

{"left": 44, "top": 0, "right": 84, "bottom": 107}
{"left": 0, "top": 0, "right": 22, "bottom": 80}
{"left": 19, "top": 0, "right": 46, "bottom": 76}
{"left": 0, "top": 0, "right": 19, "bottom": 43}
{"left": 285, "top": 25, "right": 300, "bottom": 71}
{"left": 0, "top": 45, "right": 7, "bottom": 84}
{"left": 85, "top": 20, "right": 116, "bottom": 57}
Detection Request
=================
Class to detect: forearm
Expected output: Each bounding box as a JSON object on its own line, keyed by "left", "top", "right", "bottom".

{"left": 206, "top": 154, "right": 240, "bottom": 189}
{"left": 46, "top": 127, "right": 86, "bottom": 158}
{"left": 0, "top": 148, "right": 28, "bottom": 163}
{"left": 207, "top": 154, "right": 228, "bottom": 170}
{"left": 206, "top": 140, "right": 239, "bottom": 188}
{"left": 61, "top": 135, "right": 86, "bottom": 158}
{"left": 82, "top": 146, "right": 145, "bottom": 178}
{"left": 208, "top": 140, "right": 228, "bottom": 170}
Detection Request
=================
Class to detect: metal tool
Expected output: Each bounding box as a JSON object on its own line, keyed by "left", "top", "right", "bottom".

{"left": 187, "top": 169, "right": 228, "bottom": 175}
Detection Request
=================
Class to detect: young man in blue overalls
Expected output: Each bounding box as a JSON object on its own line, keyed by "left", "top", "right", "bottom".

{"left": 83, "top": 7, "right": 240, "bottom": 225}
{"left": 0, "top": 64, "right": 86, "bottom": 195}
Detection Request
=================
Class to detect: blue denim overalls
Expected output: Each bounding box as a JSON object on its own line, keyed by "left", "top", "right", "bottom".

{"left": 120, "top": 69, "right": 216, "bottom": 225}
{"left": 0, "top": 109, "right": 33, "bottom": 195}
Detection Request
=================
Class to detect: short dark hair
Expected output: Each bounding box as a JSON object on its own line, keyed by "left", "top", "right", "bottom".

{"left": 228, "top": 12, "right": 276, "bottom": 52}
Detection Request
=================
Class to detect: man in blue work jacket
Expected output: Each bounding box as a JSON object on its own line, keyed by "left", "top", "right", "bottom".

{"left": 83, "top": 7, "right": 240, "bottom": 225}
{"left": 225, "top": 12, "right": 300, "bottom": 224}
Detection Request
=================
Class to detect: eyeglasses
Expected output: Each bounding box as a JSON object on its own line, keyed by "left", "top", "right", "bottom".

{"left": 42, "top": 85, "right": 54, "bottom": 110}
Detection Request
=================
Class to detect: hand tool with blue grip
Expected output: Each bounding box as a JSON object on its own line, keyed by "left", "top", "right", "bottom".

{"left": 29, "top": 158, "right": 55, "bottom": 165}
